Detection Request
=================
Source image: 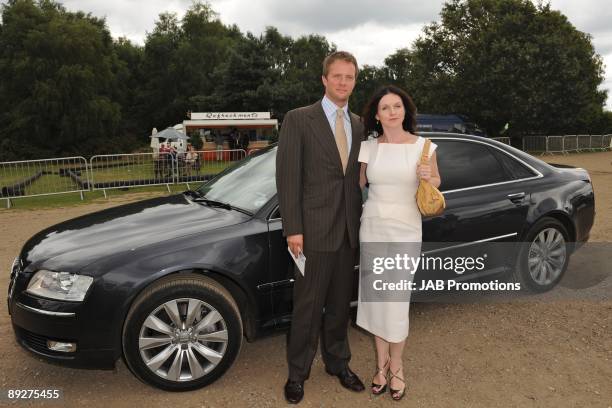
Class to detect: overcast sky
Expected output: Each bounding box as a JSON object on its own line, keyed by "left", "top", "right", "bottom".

{"left": 54, "top": 0, "right": 612, "bottom": 109}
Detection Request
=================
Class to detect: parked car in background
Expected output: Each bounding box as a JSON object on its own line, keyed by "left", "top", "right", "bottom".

{"left": 417, "top": 114, "right": 487, "bottom": 136}
{"left": 8, "top": 133, "right": 594, "bottom": 391}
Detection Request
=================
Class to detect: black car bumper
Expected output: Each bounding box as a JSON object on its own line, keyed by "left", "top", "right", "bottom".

{"left": 9, "top": 269, "right": 121, "bottom": 370}
{"left": 12, "top": 324, "right": 116, "bottom": 370}
{"left": 10, "top": 299, "right": 118, "bottom": 370}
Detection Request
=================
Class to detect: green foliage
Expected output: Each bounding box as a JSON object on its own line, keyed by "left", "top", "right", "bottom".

{"left": 137, "top": 3, "right": 241, "bottom": 133}
{"left": 276, "top": 33, "right": 335, "bottom": 116}
{"left": 0, "top": 0, "right": 124, "bottom": 160}
{"left": 1, "top": 0, "right": 609, "bottom": 162}
{"left": 393, "top": 0, "right": 607, "bottom": 136}
{"left": 350, "top": 65, "right": 388, "bottom": 116}
{"left": 190, "top": 28, "right": 334, "bottom": 121}
{"left": 113, "top": 36, "right": 145, "bottom": 143}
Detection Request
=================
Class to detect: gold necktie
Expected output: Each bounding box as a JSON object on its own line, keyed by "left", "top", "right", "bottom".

{"left": 335, "top": 108, "right": 348, "bottom": 173}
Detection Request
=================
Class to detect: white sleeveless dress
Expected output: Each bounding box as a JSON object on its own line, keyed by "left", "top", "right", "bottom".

{"left": 356, "top": 136, "right": 437, "bottom": 342}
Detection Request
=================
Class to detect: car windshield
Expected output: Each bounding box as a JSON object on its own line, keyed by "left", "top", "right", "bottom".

{"left": 196, "top": 147, "right": 277, "bottom": 214}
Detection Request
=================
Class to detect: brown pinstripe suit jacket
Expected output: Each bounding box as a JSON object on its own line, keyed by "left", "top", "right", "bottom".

{"left": 276, "top": 99, "right": 365, "bottom": 252}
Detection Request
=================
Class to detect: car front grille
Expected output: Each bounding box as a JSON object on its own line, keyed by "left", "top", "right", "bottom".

{"left": 14, "top": 326, "right": 76, "bottom": 357}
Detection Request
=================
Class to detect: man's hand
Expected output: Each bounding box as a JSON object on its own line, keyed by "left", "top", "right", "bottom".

{"left": 287, "top": 234, "right": 304, "bottom": 257}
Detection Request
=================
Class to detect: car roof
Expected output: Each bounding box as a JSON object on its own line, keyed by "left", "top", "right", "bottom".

{"left": 419, "top": 131, "right": 488, "bottom": 141}
{"left": 270, "top": 131, "right": 543, "bottom": 168}
{"left": 421, "top": 132, "right": 551, "bottom": 171}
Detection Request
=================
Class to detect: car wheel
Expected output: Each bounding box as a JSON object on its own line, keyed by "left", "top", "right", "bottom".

{"left": 512, "top": 217, "right": 570, "bottom": 293}
{"left": 122, "top": 274, "right": 242, "bottom": 391}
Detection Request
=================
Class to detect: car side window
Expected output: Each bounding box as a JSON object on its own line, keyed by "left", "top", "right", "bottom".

{"left": 489, "top": 148, "right": 536, "bottom": 179}
{"left": 269, "top": 206, "right": 281, "bottom": 220}
{"left": 434, "top": 140, "right": 512, "bottom": 191}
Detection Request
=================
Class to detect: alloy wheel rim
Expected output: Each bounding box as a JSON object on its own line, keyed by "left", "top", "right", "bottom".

{"left": 527, "top": 228, "right": 566, "bottom": 286}
{"left": 138, "top": 298, "right": 228, "bottom": 382}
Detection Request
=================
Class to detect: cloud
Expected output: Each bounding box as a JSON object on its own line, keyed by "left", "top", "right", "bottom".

{"left": 37, "top": 0, "right": 612, "bottom": 108}
{"left": 214, "top": 0, "right": 443, "bottom": 37}
{"left": 592, "top": 33, "right": 612, "bottom": 57}
{"left": 549, "top": 0, "right": 612, "bottom": 35}
{"left": 59, "top": 0, "right": 194, "bottom": 43}
{"left": 601, "top": 54, "right": 612, "bottom": 109}
{"left": 323, "top": 22, "right": 424, "bottom": 66}
{"left": 265, "top": 0, "right": 442, "bottom": 32}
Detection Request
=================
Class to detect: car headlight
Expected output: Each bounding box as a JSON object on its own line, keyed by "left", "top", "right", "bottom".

{"left": 26, "top": 270, "right": 93, "bottom": 302}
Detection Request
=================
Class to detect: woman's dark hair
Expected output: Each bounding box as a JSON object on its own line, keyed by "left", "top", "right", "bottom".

{"left": 362, "top": 85, "right": 417, "bottom": 137}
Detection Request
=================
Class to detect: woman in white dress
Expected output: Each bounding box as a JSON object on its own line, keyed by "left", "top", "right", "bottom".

{"left": 356, "top": 86, "right": 441, "bottom": 400}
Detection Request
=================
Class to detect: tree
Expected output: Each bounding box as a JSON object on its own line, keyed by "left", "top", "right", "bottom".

{"left": 190, "top": 32, "right": 274, "bottom": 112}
{"left": 0, "top": 0, "right": 124, "bottom": 160}
{"left": 402, "top": 0, "right": 607, "bottom": 136}
{"left": 191, "top": 28, "right": 335, "bottom": 122}
{"left": 113, "top": 37, "right": 146, "bottom": 149}
{"left": 350, "top": 65, "right": 388, "bottom": 115}
{"left": 281, "top": 34, "right": 335, "bottom": 115}
{"left": 137, "top": 2, "right": 241, "bottom": 132}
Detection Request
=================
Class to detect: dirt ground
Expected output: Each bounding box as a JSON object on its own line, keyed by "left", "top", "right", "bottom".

{"left": 0, "top": 152, "right": 610, "bottom": 408}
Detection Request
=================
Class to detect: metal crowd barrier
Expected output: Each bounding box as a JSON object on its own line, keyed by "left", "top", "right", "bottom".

{"left": 521, "top": 134, "right": 611, "bottom": 154}
{"left": 3, "top": 135, "right": 611, "bottom": 207}
{"left": 590, "top": 135, "right": 603, "bottom": 151}
{"left": 577, "top": 135, "right": 591, "bottom": 152}
{"left": 90, "top": 152, "right": 177, "bottom": 196}
{"left": 175, "top": 149, "right": 246, "bottom": 190}
{"left": 0, "top": 157, "right": 89, "bottom": 208}
{"left": 546, "top": 136, "right": 565, "bottom": 155}
{"left": 563, "top": 135, "right": 578, "bottom": 153}
{"left": 603, "top": 134, "right": 612, "bottom": 150}
{"left": 522, "top": 136, "right": 548, "bottom": 154}
{"left": 2, "top": 150, "right": 249, "bottom": 207}
{"left": 90, "top": 150, "right": 247, "bottom": 196}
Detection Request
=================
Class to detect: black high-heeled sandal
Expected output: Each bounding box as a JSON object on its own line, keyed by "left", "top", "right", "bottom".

{"left": 371, "top": 358, "right": 389, "bottom": 396}
{"left": 389, "top": 367, "right": 406, "bottom": 401}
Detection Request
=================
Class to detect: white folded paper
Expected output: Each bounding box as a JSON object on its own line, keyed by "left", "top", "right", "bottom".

{"left": 287, "top": 246, "right": 306, "bottom": 276}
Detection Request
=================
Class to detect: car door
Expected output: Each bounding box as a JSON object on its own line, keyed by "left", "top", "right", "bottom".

{"left": 264, "top": 205, "right": 295, "bottom": 330}
{"left": 420, "top": 138, "right": 538, "bottom": 283}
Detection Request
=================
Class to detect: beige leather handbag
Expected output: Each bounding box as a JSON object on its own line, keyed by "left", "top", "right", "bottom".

{"left": 415, "top": 138, "right": 445, "bottom": 216}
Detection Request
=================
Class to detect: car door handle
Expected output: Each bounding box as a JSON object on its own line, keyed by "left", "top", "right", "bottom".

{"left": 507, "top": 192, "right": 525, "bottom": 202}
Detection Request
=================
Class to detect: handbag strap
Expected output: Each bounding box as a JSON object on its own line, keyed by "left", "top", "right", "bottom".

{"left": 420, "top": 138, "right": 431, "bottom": 165}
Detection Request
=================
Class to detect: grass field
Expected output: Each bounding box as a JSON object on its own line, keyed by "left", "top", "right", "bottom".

{"left": 0, "top": 168, "right": 42, "bottom": 186}
{"left": 0, "top": 159, "right": 87, "bottom": 189}
{"left": 23, "top": 174, "right": 81, "bottom": 195}
{"left": 90, "top": 160, "right": 232, "bottom": 182}
{"left": 0, "top": 157, "right": 234, "bottom": 208}
{"left": 1, "top": 183, "right": 202, "bottom": 210}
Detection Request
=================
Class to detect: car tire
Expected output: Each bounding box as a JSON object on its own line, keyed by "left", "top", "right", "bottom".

{"left": 122, "top": 274, "right": 242, "bottom": 391}
{"left": 512, "top": 217, "right": 570, "bottom": 293}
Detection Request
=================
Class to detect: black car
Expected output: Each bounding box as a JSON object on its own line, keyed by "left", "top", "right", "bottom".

{"left": 7, "top": 133, "right": 594, "bottom": 391}
{"left": 416, "top": 114, "right": 487, "bottom": 136}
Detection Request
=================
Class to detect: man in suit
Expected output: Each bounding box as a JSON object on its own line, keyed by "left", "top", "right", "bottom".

{"left": 276, "top": 51, "right": 365, "bottom": 404}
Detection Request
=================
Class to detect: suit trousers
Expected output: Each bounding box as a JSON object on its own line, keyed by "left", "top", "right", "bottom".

{"left": 287, "top": 231, "right": 356, "bottom": 382}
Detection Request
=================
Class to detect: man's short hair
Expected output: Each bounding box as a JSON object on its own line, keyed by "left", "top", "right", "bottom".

{"left": 322, "top": 51, "right": 359, "bottom": 78}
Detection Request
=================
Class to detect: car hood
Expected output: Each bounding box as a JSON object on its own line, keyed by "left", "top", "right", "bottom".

{"left": 20, "top": 194, "right": 250, "bottom": 272}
